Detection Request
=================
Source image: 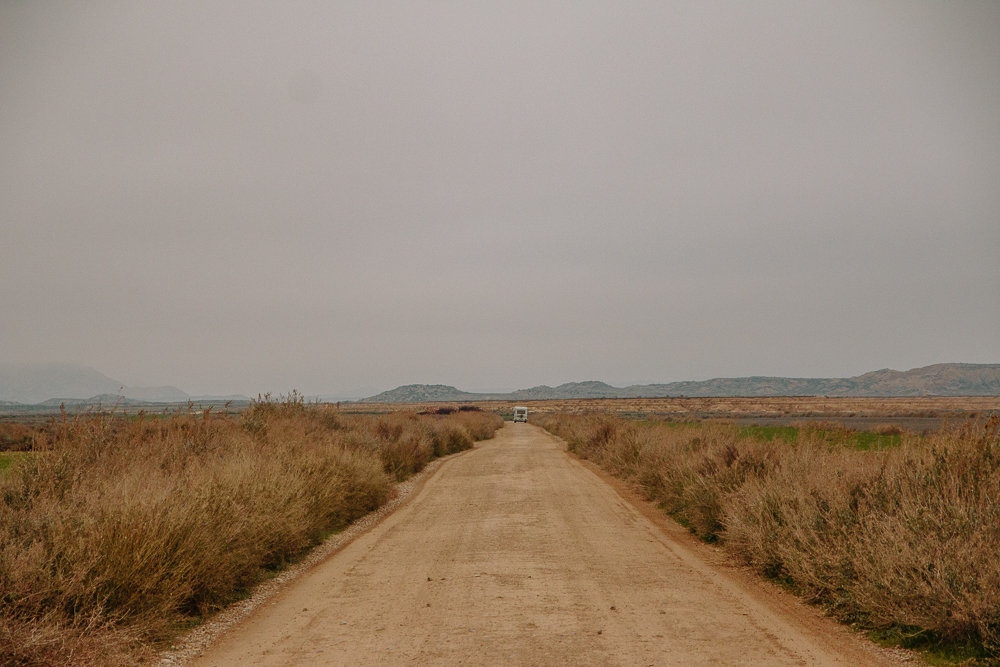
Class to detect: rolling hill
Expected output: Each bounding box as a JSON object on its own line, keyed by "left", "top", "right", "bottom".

{"left": 362, "top": 363, "right": 1000, "bottom": 403}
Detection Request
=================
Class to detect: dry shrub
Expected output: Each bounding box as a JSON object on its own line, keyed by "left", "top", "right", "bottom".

{"left": 0, "top": 398, "right": 502, "bottom": 667}
{"left": 1, "top": 616, "right": 146, "bottom": 667}
{"left": 337, "top": 411, "right": 501, "bottom": 481}
{"left": 450, "top": 411, "right": 503, "bottom": 442}
{"left": 366, "top": 412, "right": 435, "bottom": 480}
{"left": 0, "top": 423, "right": 34, "bottom": 452}
{"left": 535, "top": 413, "right": 1000, "bottom": 651}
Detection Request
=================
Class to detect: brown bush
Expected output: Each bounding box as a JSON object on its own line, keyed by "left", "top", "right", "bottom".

{"left": 0, "top": 422, "right": 34, "bottom": 452}
{"left": 0, "top": 398, "right": 503, "bottom": 667}
{"left": 534, "top": 413, "right": 1000, "bottom": 651}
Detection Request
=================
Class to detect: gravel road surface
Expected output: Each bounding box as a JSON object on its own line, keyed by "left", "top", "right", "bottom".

{"left": 190, "top": 423, "right": 897, "bottom": 666}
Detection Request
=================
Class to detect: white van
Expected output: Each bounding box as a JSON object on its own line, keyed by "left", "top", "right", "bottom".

{"left": 513, "top": 406, "right": 528, "bottom": 423}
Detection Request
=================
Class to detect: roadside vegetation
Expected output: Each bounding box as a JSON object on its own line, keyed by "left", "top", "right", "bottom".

{"left": 533, "top": 413, "right": 1000, "bottom": 663}
{"left": 0, "top": 396, "right": 502, "bottom": 667}
{"left": 735, "top": 422, "right": 905, "bottom": 450}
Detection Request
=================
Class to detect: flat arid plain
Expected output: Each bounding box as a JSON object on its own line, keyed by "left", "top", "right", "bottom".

{"left": 3, "top": 396, "right": 999, "bottom": 666}
{"left": 349, "top": 395, "right": 1000, "bottom": 432}
{"left": 348, "top": 395, "right": 1000, "bottom": 415}
{"left": 187, "top": 422, "right": 894, "bottom": 667}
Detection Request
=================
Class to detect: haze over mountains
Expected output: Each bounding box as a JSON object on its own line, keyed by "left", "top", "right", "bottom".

{"left": 3, "top": 363, "right": 997, "bottom": 406}
{"left": 362, "top": 364, "right": 1000, "bottom": 403}
{"left": 0, "top": 364, "right": 248, "bottom": 405}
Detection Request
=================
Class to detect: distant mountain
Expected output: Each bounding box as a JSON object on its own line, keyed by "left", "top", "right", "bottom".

{"left": 363, "top": 384, "right": 491, "bottom": 403}
{"left": 0, "top": 363, "right": 124, "bottom": 404}
{"left": 360, "top": 364, "right": 1000, "bottom": 403}
{"left": 509, "top": 381, "right": 625, "bottom": 400}
{"left": 845, "top": 364, "right": 1000, "bottom": 397}
{"left": 624, "top": 364, "right": 1000, "bottom": 398}
{"left": 0, "top": 363, "right": 190, "bottom": 404}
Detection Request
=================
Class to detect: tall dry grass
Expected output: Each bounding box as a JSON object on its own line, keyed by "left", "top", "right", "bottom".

{"left": 0, "top": 397, "right": 502, "bottom": 667}
{"left": 0, "top": 423, "right": 34, "bottom": 452}
{"left": 534, "top": 413, "right": 1000, "bottom": 652}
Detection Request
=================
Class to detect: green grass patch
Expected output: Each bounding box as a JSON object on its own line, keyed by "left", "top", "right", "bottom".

{"left": 0, "top": 452, "right": 32, "bottom": 475}
{"left": 737, "top": 425, "right": 800, "bottom": 442}
{"left": 851, "top": 432, "right": 903, "bottom": 451}
{"left": 738, "top": 424, "right": 904, "bottom": 451}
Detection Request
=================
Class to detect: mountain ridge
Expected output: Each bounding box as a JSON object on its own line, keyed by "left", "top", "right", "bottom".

{"left": 362, "top": 363, "right": 1000, "bottom": 403}
{"left": 0, "top": 363, "right": 247, "bottom": 405}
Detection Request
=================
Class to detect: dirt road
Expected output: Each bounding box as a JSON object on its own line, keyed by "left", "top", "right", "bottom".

{"left": 191, "top": 423, "right": 895, "bottom": 666}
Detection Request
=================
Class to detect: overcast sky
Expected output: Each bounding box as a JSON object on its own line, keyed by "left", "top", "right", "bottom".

{"left": 1, "top": 1, "right": 998, "bottom": 397}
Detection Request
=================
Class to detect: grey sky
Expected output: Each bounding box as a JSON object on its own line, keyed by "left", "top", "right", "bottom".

{"left": 1, "top": 1, "right": 998, "bottom": 397}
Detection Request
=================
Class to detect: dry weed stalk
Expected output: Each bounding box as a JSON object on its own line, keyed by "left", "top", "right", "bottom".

{"left": 534, "top": 413, "right": 1000, "bottom": 652}
{"left": 0, "top": 397, "right": 502, "bottom": 666}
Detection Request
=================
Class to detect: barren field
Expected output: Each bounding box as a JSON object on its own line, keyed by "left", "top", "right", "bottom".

{"left": 349, "top": 395, "right": 1000, "bottom": 419}
{"left": 189, "top": 423, "right": 896, "bottom": 667}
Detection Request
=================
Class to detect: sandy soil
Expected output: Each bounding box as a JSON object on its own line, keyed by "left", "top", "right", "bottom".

{"left": 189, "top": 423, "right": 901, "bottom": 667}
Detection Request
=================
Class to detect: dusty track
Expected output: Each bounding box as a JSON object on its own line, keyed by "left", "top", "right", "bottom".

{"left": 191, "top": 424, "right": 897, "bottom": 666}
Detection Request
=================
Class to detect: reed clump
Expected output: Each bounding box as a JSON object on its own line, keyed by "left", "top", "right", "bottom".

{"left": 0, "top": 398, "right": 502, "bottom": 667}
{"left": 533, "top": 413, "right": 1000, "bottom": 654}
